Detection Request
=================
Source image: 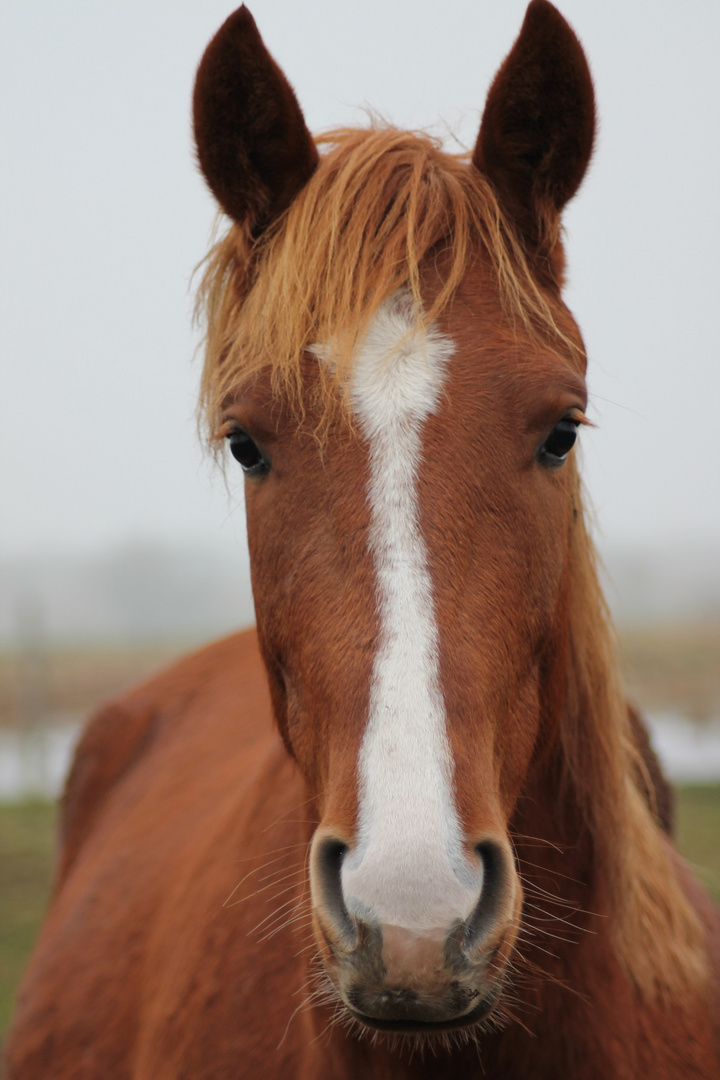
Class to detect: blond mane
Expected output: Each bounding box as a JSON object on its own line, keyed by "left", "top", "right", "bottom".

{"left": 562, "top": 484, "right": 708, "bottom": 1001}
{"left": 196, "top": 123, "right": 707, "bottom": 1001}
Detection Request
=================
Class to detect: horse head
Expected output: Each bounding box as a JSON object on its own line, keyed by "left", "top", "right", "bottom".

{"left": 192, "top": 1, "right": 703, "bottom": 1036}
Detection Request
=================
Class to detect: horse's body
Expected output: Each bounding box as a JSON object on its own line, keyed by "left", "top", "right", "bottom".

{"left": 5, "top": 3, "right": 719, "bottom": 1077}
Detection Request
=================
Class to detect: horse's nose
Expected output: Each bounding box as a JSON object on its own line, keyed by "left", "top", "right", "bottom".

{"left": 310, "top": 832, "right": 517, "bottom": 1028}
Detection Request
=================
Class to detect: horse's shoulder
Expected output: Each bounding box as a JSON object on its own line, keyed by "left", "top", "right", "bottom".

{"left": 57, "top": 628, "right": 266, "bottom": 883}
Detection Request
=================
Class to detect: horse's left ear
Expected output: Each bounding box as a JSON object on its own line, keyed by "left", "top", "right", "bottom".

{"left": 193, "top": 5, "right": 318, "bottom": 233}
{"left": 473, "top": 0, "right": 595, "bottom": 272}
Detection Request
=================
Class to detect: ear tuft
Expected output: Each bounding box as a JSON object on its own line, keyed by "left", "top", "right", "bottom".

{"left": 193, "top": 6, "right": 318, "bottom": 232}
{"left": 473, "top": 0, "right": 595, "bottom": 258}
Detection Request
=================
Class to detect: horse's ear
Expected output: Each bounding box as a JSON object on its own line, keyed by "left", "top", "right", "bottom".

{"left": 473, "top": 0, "right": 595, "bottom": 267}
{"left": 193, "top": 5, "right": 318, "bottom": 233}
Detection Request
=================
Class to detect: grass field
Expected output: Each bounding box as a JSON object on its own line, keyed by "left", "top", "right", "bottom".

{"left": 1, "top": 787, "right": 718, "bottom": 1047}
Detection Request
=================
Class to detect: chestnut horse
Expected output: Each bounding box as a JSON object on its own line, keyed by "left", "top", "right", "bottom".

{"left": 5, "top": 3, "right": 719, "bottom": 1077}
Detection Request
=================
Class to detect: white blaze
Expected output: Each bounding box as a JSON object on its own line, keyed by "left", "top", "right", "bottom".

{"left": 339, "top": 295, "right": 481, "bottom": 932}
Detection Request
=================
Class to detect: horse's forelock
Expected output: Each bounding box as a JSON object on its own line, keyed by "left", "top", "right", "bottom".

{"left": 195, "top": 125, "right": 584, "bottom": 443}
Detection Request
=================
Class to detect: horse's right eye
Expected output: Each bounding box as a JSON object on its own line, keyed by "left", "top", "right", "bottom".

{"left": 226, "top": 430, "right": 269, "bottom": 476}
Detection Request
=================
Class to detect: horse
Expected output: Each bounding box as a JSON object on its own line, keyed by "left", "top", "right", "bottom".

{"left": 5, "top": 3, "right": 719, "bottom": 1077}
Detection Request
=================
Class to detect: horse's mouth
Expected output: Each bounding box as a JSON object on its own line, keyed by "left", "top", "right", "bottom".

{"left": 345, "top": 983, "right": 501, "bottom": 1034}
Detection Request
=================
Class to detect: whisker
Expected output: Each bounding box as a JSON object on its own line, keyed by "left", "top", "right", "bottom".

{"left": 223, "top": 856, "right": 306, "bottom": 906}
{"left": 225, "top": 869, "right": 307, "bottom": 909}
{"left": 517, "top": 858, "right": 585, "bottom": 886}
{"left": 276, "top": 992, "right": 313, "bottom": 1050}
{"left": 248, "top": 890, "right": 306, "bottom": 934}
{"left": 511, "top": 832, "right": 566, "bottom": 855}
{"left": 252, "top": 894, "right": 311, "bottom": 933}
{"left": 255, "top": 912, "right": 315, "bottom": 943}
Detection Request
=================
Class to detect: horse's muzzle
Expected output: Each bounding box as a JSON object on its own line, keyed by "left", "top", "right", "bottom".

{"left": 310, "top": 834, "right": 519, "bottom": 1031}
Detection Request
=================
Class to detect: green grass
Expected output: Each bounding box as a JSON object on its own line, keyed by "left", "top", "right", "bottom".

{"left": 0, "top": 789, "right": 718, "bottom": 1046}
{"left": 676, "top": 785, "right": 720, "bottom": 902}
{"left": 0, "top": 801, "right": 56, "bottom": 1042}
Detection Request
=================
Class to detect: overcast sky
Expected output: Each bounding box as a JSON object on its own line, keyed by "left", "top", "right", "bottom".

{"left": 2, "top": 1, "right": 719, "bottom": 577}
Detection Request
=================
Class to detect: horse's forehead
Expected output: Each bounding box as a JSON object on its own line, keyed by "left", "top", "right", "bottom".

{"left": 227, "top": 274, "right": 585, "bottom": 456}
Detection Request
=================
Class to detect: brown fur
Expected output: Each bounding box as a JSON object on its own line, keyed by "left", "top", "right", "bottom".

{"left": 4, "top": 2, "right": 719, "bottom": 1077}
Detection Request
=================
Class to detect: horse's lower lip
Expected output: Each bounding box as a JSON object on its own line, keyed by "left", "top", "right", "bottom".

{"left": 347, "top": 996, "right": 496, "bottom": 1034}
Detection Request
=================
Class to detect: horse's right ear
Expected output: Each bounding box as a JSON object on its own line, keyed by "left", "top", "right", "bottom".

{"left": 473, "top": 0, "right": 595, "bottom": 269}
{"left": 193, "top": 6, "right": 318, "bottom": 234}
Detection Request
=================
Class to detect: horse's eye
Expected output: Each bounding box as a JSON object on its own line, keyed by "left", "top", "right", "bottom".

{"left": 538, "top": 418, "right": 579, "bottom": 467}
{"left": 226, "top": 429, "right": 269, "bottom": 476}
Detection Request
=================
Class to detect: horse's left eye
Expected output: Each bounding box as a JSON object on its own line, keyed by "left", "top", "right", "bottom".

{"left": 226, "top": 429, "right": 269, "bottom": 476}
{"left": 538, "top": 418, "right": 579, "bottom": 467}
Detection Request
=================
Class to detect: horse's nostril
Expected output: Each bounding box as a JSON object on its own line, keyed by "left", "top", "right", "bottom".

{"left": 319, "top": 837, "right": 348, "bottom": 873}
{"left": 313, "top": 836, "right": 356, "bottom": 947}
{"left": 464, "top": 840, "right": 512, "bottom": 953}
